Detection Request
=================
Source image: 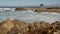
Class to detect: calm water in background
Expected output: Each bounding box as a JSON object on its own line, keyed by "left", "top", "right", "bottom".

{"left": 0, "top": 10, "right": 60, "bottom": 23}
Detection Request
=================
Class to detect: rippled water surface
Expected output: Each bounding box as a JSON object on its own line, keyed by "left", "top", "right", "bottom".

{"left": 0, "top": 10, "right": 60, "bottom": 23}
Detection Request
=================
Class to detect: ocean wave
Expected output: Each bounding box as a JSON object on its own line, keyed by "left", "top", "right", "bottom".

{"left": 0, "top": 10, "right": 60, "bottom": 23}
{"left": 0, "top": 8, "right": 16, "bottom": 11}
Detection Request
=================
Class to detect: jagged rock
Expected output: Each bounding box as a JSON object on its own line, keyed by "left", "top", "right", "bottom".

{"left": 34, "top": 21, "right": 51, "bottom": 30}
{"left": 51, "top": 21, "right": 60, "bottom": 30}
{"left": 25, "top": 29, "right": 48, "bottom": 34}
{"left": 0, "top": 19, "right": 60, "bottom": 34}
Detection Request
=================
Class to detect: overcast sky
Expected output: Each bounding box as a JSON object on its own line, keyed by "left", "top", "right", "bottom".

{"left": 0, "top": 0, "right": 60, "bottom": 6}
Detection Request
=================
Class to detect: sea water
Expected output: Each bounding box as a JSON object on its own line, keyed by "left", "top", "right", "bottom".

{"left": 0, "top": 8, "right": 60, "bottom": 23}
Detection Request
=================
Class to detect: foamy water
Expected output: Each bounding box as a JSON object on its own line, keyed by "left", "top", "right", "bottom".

{"left": 0, "top": 8, "right": 15, "bottom": 11}
{"left": 0, "top": 8, "right": 60, "bottom": 23}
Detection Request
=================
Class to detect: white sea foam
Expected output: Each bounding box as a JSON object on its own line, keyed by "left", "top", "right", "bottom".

{"left": 0, "top": 8, "right": 15, "bottom": 11}
{"left": 0, "top": 10, "right": 60, "bottom": 24}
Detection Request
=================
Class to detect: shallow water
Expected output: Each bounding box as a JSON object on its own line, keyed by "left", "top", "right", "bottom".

{"left": 0, "top": 10, "right": 60, "bottom": 23}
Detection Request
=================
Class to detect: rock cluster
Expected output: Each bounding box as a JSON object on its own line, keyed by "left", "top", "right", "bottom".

{"left": 15, "top": 8, "right": 60, "bottom": 13}
{"left": 0, "top": 19, "right": 60, "bottom": 34}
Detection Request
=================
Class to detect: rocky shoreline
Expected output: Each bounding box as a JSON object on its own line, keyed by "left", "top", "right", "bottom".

{"left": 0, "top": 19, "right": 60, "bottom": 34}
{"left": 15, "top": 8, "right": 60, "bottom": 13}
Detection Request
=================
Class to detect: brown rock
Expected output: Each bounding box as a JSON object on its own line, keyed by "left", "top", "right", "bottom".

{"left": 0, "top": 19, "right": 14, "bottom": 34}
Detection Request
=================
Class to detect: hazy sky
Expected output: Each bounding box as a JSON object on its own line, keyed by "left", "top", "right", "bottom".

{"left": 0, "top": 0, "right": 60, "bottom": 6}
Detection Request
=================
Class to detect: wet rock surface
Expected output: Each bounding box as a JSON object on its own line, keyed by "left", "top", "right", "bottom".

{"left": 0, "top": 19, "right": 60, "bottom": 34}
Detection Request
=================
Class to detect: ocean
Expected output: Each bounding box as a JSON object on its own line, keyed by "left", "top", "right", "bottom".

{"left": 0, "top": 8, "right": 60, "bottom": 23}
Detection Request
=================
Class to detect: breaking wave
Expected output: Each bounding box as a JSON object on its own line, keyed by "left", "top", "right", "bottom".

{"left": 0, "top": 8, "right": 15, "bottom": 11}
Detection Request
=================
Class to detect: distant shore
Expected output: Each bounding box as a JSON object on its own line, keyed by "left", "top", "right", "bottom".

{"left": 15, "top": 8, "right": 60, "bottom": 13}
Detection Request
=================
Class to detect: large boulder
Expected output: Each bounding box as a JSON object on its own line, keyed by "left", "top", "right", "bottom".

{"left": 0, "top": 19, "right": 14, "bottom": 34}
